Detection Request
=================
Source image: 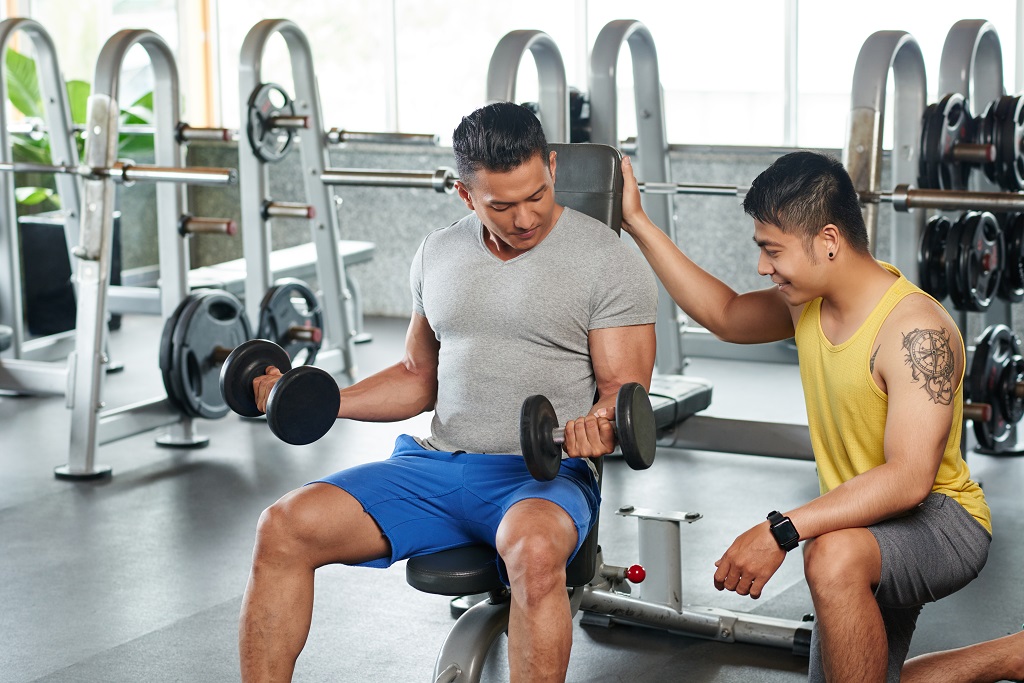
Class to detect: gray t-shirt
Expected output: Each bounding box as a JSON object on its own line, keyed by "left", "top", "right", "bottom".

{"left": 411, "top": 206, "right": 658, "bottom": 454}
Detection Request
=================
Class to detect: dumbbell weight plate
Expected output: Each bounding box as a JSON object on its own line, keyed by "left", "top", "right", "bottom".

{"left": 247, "top": 82, "right": 296, "bottom": 163}
{"left": 170, "top": 290, "right": 253, "bottom": 419}
{"left": 615, "top": 382, "right": 657, "bottom": 471}
{"left": 519, "top": 394, "right": 563, "bottom": 481}
{"left": 220, "top": 339, "right": 293, "bottom": 418}
{"left": 258, "top": 278, "right": 323, "bottom": 366}
{"left": 265, "top": 366, "right": 342, "bottom": 446}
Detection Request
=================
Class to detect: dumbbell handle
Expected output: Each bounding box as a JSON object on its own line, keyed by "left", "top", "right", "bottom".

{"left": 551, "top": 423, "right": 617, "bottom": 444}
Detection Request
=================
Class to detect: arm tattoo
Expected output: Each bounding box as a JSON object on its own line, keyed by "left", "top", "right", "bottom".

{"left": 902, "top": 328, "right": 954, "bottom": 405}
{"left": 870, "top": 345, "right": 880, "bottom": 373}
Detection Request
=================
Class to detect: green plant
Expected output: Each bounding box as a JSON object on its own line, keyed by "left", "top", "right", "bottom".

{"left": 4, "top": 47, "right": 155, "bottom": 212}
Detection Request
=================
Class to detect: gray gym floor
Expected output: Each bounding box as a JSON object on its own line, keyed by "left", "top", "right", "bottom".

{"left": 1, "top": 314, "right": 1021, "bottom": 683}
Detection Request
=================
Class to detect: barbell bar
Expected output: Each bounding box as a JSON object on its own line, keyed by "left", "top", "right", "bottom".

{"left": 867, "top": 184, "right": 1024, "bottom": 213}
{"left": 0, "top": 160, "right": 236, "bottom": 186}
{"left": 8, "top": 120, "right": 440, "bottom": 148}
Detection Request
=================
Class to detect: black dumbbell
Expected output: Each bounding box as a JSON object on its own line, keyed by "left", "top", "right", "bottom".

{"left": 219, "top": 338, "right": 340, "bottom": 445}
{"left": 519, "top": 382, "right": 657, "bottom": 481}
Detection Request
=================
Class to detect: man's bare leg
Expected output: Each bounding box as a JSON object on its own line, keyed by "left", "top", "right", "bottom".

{"left": 496, "top": 498, "right": 579, "bottom": 683}
{"left": 902, "top": 630, "right": 1024, "bottom": 683}
{"left": 803, "top": 529, "right": 886, "bottom": 682}
{"left": 239, "top": 483, "right": 390, "bottom": 683}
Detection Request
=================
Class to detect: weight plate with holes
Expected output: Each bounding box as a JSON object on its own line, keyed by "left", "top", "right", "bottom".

{"left": 919, "top": 94, "right": 973, "bottom": 191}
{"left": 159, "top": 294, "right": 201, "bottom": 415}
{"left": 163, "top": 289, "right": 252, "bottom": 419}
{"left": 246, "top": 82, "right": 296, "bottom": 163}
{"left": 969, "top": 325, "right": 1021, "bottom": 451}
{"left": 980, "top": 95, "right": 1024, "bottom": 191}
{"left": 998, "top": 212, "right": 1024, "bottom": 302}
{"left": 519, "top": 394, "right": 563, "bottom": 482}
{"left": 944, "top": 212, "right": 968, "bottom": 310}
{"left": 258, "top": 278, "right": 324, "bottom": 366}
{"left": 956, "top": 211, "right": 1003, "bottom": 312}
{"left": 918, "top": 215, "right": 952, "bottom": 300}
{"left": 615, "top": 382, "right": 656, "bottom": 471}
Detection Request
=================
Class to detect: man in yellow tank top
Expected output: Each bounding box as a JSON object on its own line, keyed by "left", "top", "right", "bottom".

{"left": 619, "top": 151, "right": 1023, "bottom": 683}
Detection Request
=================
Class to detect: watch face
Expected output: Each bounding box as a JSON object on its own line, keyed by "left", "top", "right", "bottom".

{"left": 775, "top": 523, "right": 799, "bottom": 546}
{"left": 771, "top": 517, "right": 800, "bottom": 549}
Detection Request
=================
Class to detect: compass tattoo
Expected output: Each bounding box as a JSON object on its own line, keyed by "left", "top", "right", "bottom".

{"left": 902, "top": 328, "right": 954, "bottom": 405}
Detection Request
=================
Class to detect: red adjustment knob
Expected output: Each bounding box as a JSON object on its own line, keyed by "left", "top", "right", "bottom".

{"left": 625, "top": 564, "right": 646, "bottom": 583}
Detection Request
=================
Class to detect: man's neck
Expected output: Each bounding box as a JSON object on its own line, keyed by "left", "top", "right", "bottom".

{"left": 818, "top": 255, "right": 898, "bottom": 342}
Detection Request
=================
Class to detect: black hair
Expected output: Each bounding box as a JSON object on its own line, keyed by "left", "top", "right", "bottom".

{"left": 452, "top": 102, "right": 549, "bottom": 186}
{"left": 742, "top": 151, "right": 869, "bottom": 254}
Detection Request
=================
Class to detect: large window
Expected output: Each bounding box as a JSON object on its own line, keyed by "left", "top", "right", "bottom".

{"left": 797, "top": 0, "right": 1018, "bottom": 149}
{"left": 7, "top": 1, "right": 1023, "bottom": 149}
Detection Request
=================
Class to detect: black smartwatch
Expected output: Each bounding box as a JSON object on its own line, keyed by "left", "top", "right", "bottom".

{"left": 767, "top": 510, "right": 800, "bottom": 552}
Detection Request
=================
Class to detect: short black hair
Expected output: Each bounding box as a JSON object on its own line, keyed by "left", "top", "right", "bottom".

{"left": 742, "top": 151, "right": 869, "bottom": 254}
{"left": 452, "top": 102, "right": 549, "bottom": 186}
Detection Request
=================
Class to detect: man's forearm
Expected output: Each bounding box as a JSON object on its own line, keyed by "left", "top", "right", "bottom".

{"left": 337, "top": 362, "right": 437, "bottom": 422}
{"left": 787, "top": 462, "right": 935, "bottom": 541}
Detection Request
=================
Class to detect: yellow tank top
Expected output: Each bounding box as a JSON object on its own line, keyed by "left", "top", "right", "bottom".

{"left": 794, "top": 262, "right": 991, "bottom": 533}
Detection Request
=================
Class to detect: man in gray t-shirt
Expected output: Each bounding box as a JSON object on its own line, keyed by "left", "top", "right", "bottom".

{"left": 239, "top": 102, "right": 657, "bottom": 683}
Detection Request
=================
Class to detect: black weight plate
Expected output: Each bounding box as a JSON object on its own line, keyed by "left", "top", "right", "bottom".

{"left": 519, "top": 394, "right": 562, "bottom": 481}
{"left": 1011, "top": 97, "right": 1024, "bottom": 191}
{"left": 918, "top": 215, "right": 951, "bottom": 300}
{"left": 919, "top": 94, "right": 972, "bottom": 191}
{"left": 979, "top": 97, "right": 1001, "bottom": 186}
{"left": 159, "top": 293, "right": 203, "bottom": 414}
{"left": 247, "top": 82, "right": 296, "bottom": 163}
{"left": 1001, "top": 355, "right": 1024, "bottom": 425}
{"left": 171, "top": 290, "right": 252, "bottom": 419}
{"left": 258, "top": 278, "right": 323, "bottom": 366}
{"left": 615, "top": 382, "right": 656, "bottom": 471}
{"left": 998, "top": 212, "right": 1024, "bottom": 302}
{"left": 265, "top": 366, "right": 340, "bottom": 446}
{"left": 944, "top": 213, "right": 968, "bottom": 310}
{"left": 220, "top": 339, "right": 293, "bottom": 418}
{"left": 958, "top": 211, "right": 1002, "bottom": 312}
{"left": 969, "top": 325, "right": 1019, "bottom": 450}
{"left": 997, "top": 96, "right": 1024, "bottom": 191}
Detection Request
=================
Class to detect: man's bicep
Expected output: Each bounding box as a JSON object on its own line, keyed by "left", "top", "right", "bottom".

{"left": 879, "top": 317, "right": 960, "bottom": 476}
{"left": 403, "top": 312, "right": 440, "bottom": 376}
{"left": 588, "top": 324, "right": 657, "bottom": 398}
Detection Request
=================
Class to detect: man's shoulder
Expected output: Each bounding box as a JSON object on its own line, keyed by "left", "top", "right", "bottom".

{"left": 421, "top": 214, "right": 479, "bottom": 249}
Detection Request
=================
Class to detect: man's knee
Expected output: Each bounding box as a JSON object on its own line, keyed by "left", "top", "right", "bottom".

{"left": 803, "top": 529, "right": 881, "bottom": 595}
{"left": 252, "top": 489, "right": 324, "bottom": 565}
{"left": 500, "top": 532, "right": 571, "bottom": 600}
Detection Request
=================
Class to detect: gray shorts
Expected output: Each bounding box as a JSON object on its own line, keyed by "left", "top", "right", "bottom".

{"left": 808, "top": 492, "right": 991, "bottom": 682}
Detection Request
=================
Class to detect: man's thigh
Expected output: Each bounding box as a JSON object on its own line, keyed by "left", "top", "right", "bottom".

{"left": 870, "top": 492, "right": 991, "bottom": 608}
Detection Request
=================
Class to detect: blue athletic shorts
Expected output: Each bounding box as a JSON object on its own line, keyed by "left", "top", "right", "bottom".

{"left": 311, "top": 434, "right": 602, "bottom": 576}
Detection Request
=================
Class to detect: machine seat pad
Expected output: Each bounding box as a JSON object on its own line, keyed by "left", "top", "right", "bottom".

{"left": 406, "top": 544, "right": 504, "bottom": 596}
{"left": 649, "top": 374, "right": 714, "bottom": 431}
